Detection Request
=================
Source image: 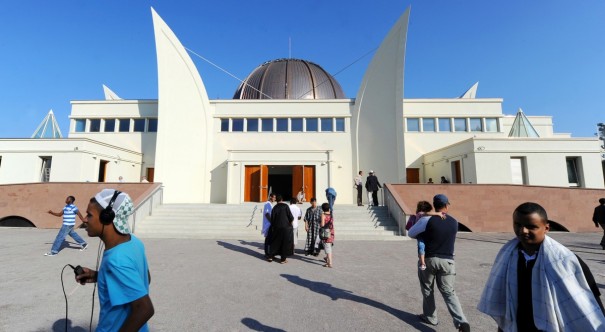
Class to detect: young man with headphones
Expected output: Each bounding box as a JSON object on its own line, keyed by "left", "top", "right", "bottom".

{"left": 76, "top": 189, "right": 154, "bottom": 331}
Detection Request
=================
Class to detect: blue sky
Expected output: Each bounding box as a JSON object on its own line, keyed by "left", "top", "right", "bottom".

{"left": 1, "top": 1, "right": 604, "bottom": 138}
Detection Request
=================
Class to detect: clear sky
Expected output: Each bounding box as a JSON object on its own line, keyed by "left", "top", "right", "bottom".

{"left": 1, "top": 1, "right": 604, "bottom": 138}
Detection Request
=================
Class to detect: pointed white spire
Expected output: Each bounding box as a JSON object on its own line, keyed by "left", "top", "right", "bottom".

{"left": 103, "top": 84, "right": 122, "bottom": 100}
{"left": 459, "top": 82, "right": 479, "bottom": 99}
{"left": 508, "top": 108, "right": 540, "bottom": 137}
{"left": 31, "top": 109, "right": 63, "bottom": 138}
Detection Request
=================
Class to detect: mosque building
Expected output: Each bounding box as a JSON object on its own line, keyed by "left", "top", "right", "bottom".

{"left": 0, "top": 8, "right": 603, "bottom": 205}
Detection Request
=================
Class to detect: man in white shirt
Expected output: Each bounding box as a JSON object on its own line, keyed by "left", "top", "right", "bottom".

{"left": 289, "top": 198, "right": 302, "bottom": 250}
{"left": 262, "top": 193, "right": 276, "bottom": 258}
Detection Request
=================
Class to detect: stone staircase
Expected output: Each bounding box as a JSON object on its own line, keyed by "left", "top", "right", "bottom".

{"left": 134, "top": 203, "right": 404, "bottom": 241}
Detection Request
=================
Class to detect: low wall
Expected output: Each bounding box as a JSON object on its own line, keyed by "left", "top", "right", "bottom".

{"left": 0, "top": 182, "right": 161, "bottom": 228}
{"left": 385, "top": 183, "right": 605, "bottom": 232}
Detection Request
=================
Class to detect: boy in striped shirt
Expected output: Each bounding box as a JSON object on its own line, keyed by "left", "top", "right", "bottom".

{"left": 44, "top": 195, "right": 88, "bottom": 256}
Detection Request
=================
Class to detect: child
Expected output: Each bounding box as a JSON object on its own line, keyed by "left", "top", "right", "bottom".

{"left": 478, "top": 202, "right": 605, "bottom": 331}
{"left": 406, "top": 201, "right": 441, "bottom": 270}
{"left": 320, "top": 202, "right": 334, "bottom": 268}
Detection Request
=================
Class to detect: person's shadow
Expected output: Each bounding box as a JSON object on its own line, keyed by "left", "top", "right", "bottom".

{"left": 281, "top": 274, "right": 436, "bottom": 331}
{"left": 45, "top": 319, "right": 88, "bottom": 332}
{"left": 217, "top": 240, "right": 266, "bottom": 260}
{"left": 241, "top": 317, "right": 286, "bottom": 332}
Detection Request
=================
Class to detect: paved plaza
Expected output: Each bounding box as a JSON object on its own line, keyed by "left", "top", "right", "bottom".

{"left": 2, "top": 228, "right": 604, "bottom": 331}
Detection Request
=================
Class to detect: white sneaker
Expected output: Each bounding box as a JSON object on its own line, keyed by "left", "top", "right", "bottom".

{"left": 80, "top": 243, "right": 88, "bottom": 251}
{"left": 44, "top": 252, "right": 57, "bottom": 256}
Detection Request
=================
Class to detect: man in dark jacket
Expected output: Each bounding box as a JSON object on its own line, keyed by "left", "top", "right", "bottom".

{"left": 593, "top": 198, "right": 605, "bottom": 249}
{"left": 268, "top": 195, "right": 294, "bottom": 263}
{"left": 365, "top": 170, "right": 382, "bottom": 206}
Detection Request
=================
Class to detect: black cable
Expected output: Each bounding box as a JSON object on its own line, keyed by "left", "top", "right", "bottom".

{"left": 61, "top": 264, "right": 71, "bottom": 332}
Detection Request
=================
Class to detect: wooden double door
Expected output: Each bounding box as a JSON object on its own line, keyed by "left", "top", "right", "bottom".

{"left": 244, "top": 165, "right": 315, "bottom": 202}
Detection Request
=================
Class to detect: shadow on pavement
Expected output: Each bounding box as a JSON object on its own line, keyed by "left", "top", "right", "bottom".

{"left": 241, "top": 317, "right": 286, "bottom": 332}
{"left": 216, "top": 241, "right": 265, "bottom": 260}
{"left": 281, "top": 274, "right": 436, "bottom": 332}
{"left": 45, "top": 319, "right": 87, "bottom": 332}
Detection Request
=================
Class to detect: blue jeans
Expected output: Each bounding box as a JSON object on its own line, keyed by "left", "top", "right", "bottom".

{"left": 50, "top": 224, "right": 87, "bottom": 254}
{"left": 327, "top": 193, "right": 336, "bottom": 215}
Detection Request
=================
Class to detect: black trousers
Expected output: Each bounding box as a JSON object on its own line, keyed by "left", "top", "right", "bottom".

{"left": 372, "top": 190, "right": 379, "bottom": 206}
{"left": 356, "top": 185, "right": 362, "bottom": 205}
{"left": 600, "top": 223, "right": 605, "bottom": 248}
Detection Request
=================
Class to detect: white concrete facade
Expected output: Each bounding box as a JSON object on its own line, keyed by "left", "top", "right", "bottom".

{"left": 0, "top": 7, "right": 603, "bottom": 202}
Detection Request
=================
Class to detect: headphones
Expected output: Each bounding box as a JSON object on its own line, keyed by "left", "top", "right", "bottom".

{"left": 100, "top": 190, "right": 122, "bottom": 225}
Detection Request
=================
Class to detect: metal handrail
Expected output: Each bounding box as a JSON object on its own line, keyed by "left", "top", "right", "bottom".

{"left": 247, "top": 205, "right": 258, "bottom": 228}
{"left": 131, "top": 185, "right": 163, "bottom": 233}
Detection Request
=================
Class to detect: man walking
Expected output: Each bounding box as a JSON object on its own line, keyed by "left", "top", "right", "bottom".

{"left": 593, "top": 198, "right": 605, "bottom": 249}
{"left": 325, "top": 187, "right": 337, "bottom": 215}
{"left": 289, "top": 198, "right": 302, "bottom": 250}
{"left": 354, "top": 171, "right": 363, "bottom": 206}
{"left": 262, "top": 193, "right": 276, "bottom": 258}
{"left": 365, "top": 170, "right": 382, "bottom": 206}
{"left": 44, "top": 195, "right": 88, "bottom": 256}
{"left": 408, "top": 194, "right": 470, "bottom": 332}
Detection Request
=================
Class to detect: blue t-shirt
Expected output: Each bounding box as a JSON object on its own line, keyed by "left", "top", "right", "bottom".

{"left": 97, "top": 235, "right": 150, "bottom": 332}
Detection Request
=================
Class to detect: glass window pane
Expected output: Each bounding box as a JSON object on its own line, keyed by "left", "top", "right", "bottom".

{"left": 438, "top": 118, "right": 451, "bottom": 132}
{"left": 147, "top": 118, "right": 158, "bottom": 132}
{"left": 75, "top": 119, "right": 86, "bottom": 132}
{"left": 335, "top": 118, "right": 345, "bottom": 132}
{"left": 306, "top": 118, "right": 318, "bottom": 132}
{"left": 407, "top": 118, "right": 419, "bottom": 132}
{"left": 485, "top": 118, "right": 498, "bottom": 132}
{"left": 291, "top": 118, "right": 303, "bottom": 132}
{"left": 89, "top": 119, "right": 101, "bottom": 132}
{"left": 232, "top": 118, "right": 244, "bottom": 132}
{"left": 470, "top": 118, "right": 482, "bottom": 132}
{"left": 566, "top": 158, "right": 579, "bottom": 184}
{"left": 220, "top": 119, "right": 229, "bottom": 132}
{"left": 321, "top": 118, "right": 333, "bottom": 132}
{"left": 119, "top": 119, "right": 130, "bottom": 132}
{"left": 262, "top": 118, "right": 273, "bottom": 132}
{"left": 104, "top": 119, "right": 116, "bottom": 132}
{"left": 422, "top": 118, "right": 435, "bottom": 132}
{"left": 247, "top": 118, "right": 259, "bottom": 132}
{"left": 133, "top": 119, "right": 145, "bottom": 132}
{"left": 454, "top": 118, "right": 467, "bottom": 132}
{"left": 276, "top": 118, "right": 288, "bottom": 132}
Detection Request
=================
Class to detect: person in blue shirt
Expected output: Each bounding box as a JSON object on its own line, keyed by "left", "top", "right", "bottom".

{"left": 45, "top": 195, "right": 87, "bottom": 256}
{"left": 325, "top": 187, "right": 337, "bottom": 215}
{"left": 76, "top": 189, "right": 154, "bottom": 331}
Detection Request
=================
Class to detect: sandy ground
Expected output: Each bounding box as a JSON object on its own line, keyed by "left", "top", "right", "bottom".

{"left": 1, "top": 228, "right": 604, "bottom": 331}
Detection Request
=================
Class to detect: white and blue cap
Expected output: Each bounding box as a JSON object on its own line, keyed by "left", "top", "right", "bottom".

{"left": 94, "top": 189, "right": 134, "bottom": 234}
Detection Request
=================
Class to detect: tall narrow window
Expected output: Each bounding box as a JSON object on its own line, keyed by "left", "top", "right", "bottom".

{"left": 147, "top": 118, "right": 158, "bottom": 132}
{"left": 566, "top": 157, "right": 582, "bottom": 187}
{"left": 220, "top": 119, "right": 229, "bottom": 132}
{"left": 510, "top": 157, "right": 526, "bottom": 185}
{"left": 40, "top": 156, "right": 52, "bottom": 182}
{"left": 335, "top": 118, "right": 345, "bottom": 132}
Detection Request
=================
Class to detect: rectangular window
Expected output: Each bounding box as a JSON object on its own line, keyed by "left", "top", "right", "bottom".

{"left": 147, "top": 118, "right": 158, "bottom": 132}
{"left": 119, "top": 119, "right": 130, "bottom": 132}
{"left": 133, "top": 119, "right": 146, "bottom": 132}
{"left": 40, "top": 156, "right": 52, "bottom": 182}
{"left": 438, "top": 118, "right": 451, "bottom": 132}
{"left": 232, "top": 118, "right": 244, "bottom": 132}
{"left": 247, "top": 118, "right": 259, "bottom": 132}
{"left": 262, "top": 118, "right": 273, "bottom": 132}
{"left": 276, "top": 118, "right": 288, "bottom": 132}
{"left": 454, "top": 118, "right": 467, "bottom": 132}
{"left": 422, "top": 118, "right": 436, "bottom": 132}
{"left": 104, "top": 119, "right": 116, "bottom": 132}
{"left": 470, "top": 118, "right": 482, "bottom": 132}
{"left": 220, "top": 119, "right": 229, "bottom": 132}
{"left": 306, "top": 118, "right": 318, "bottom": 132}
{"left": 321, "top": 118, "right": 333, "bottom": 132}
{"left": 485, "top": 118, "right": 498, "bottom": 132}
{"left": 566, "top": 157, "right": 582, "bottom": 187}
{"left": 89, "top": 119, "right": 101, "bottom": 132}
{"left": 510, "top": 157, "right": 526, "bottom": 185}
{"left": 406, "top": 118, "right": 419, "bottom": 132}
{"left": 291, "top": 118, "right": 303, "bottom": 132}
{"left": 75, "top": 119, "right": 86, "bottom": 132}
{"left": 335, "top": 118, "right": 345, "bottom": 132}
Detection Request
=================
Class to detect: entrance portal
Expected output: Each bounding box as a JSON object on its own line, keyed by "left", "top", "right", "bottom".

{"left": 244, "top": 165, "right": 316, "bottom": 202}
